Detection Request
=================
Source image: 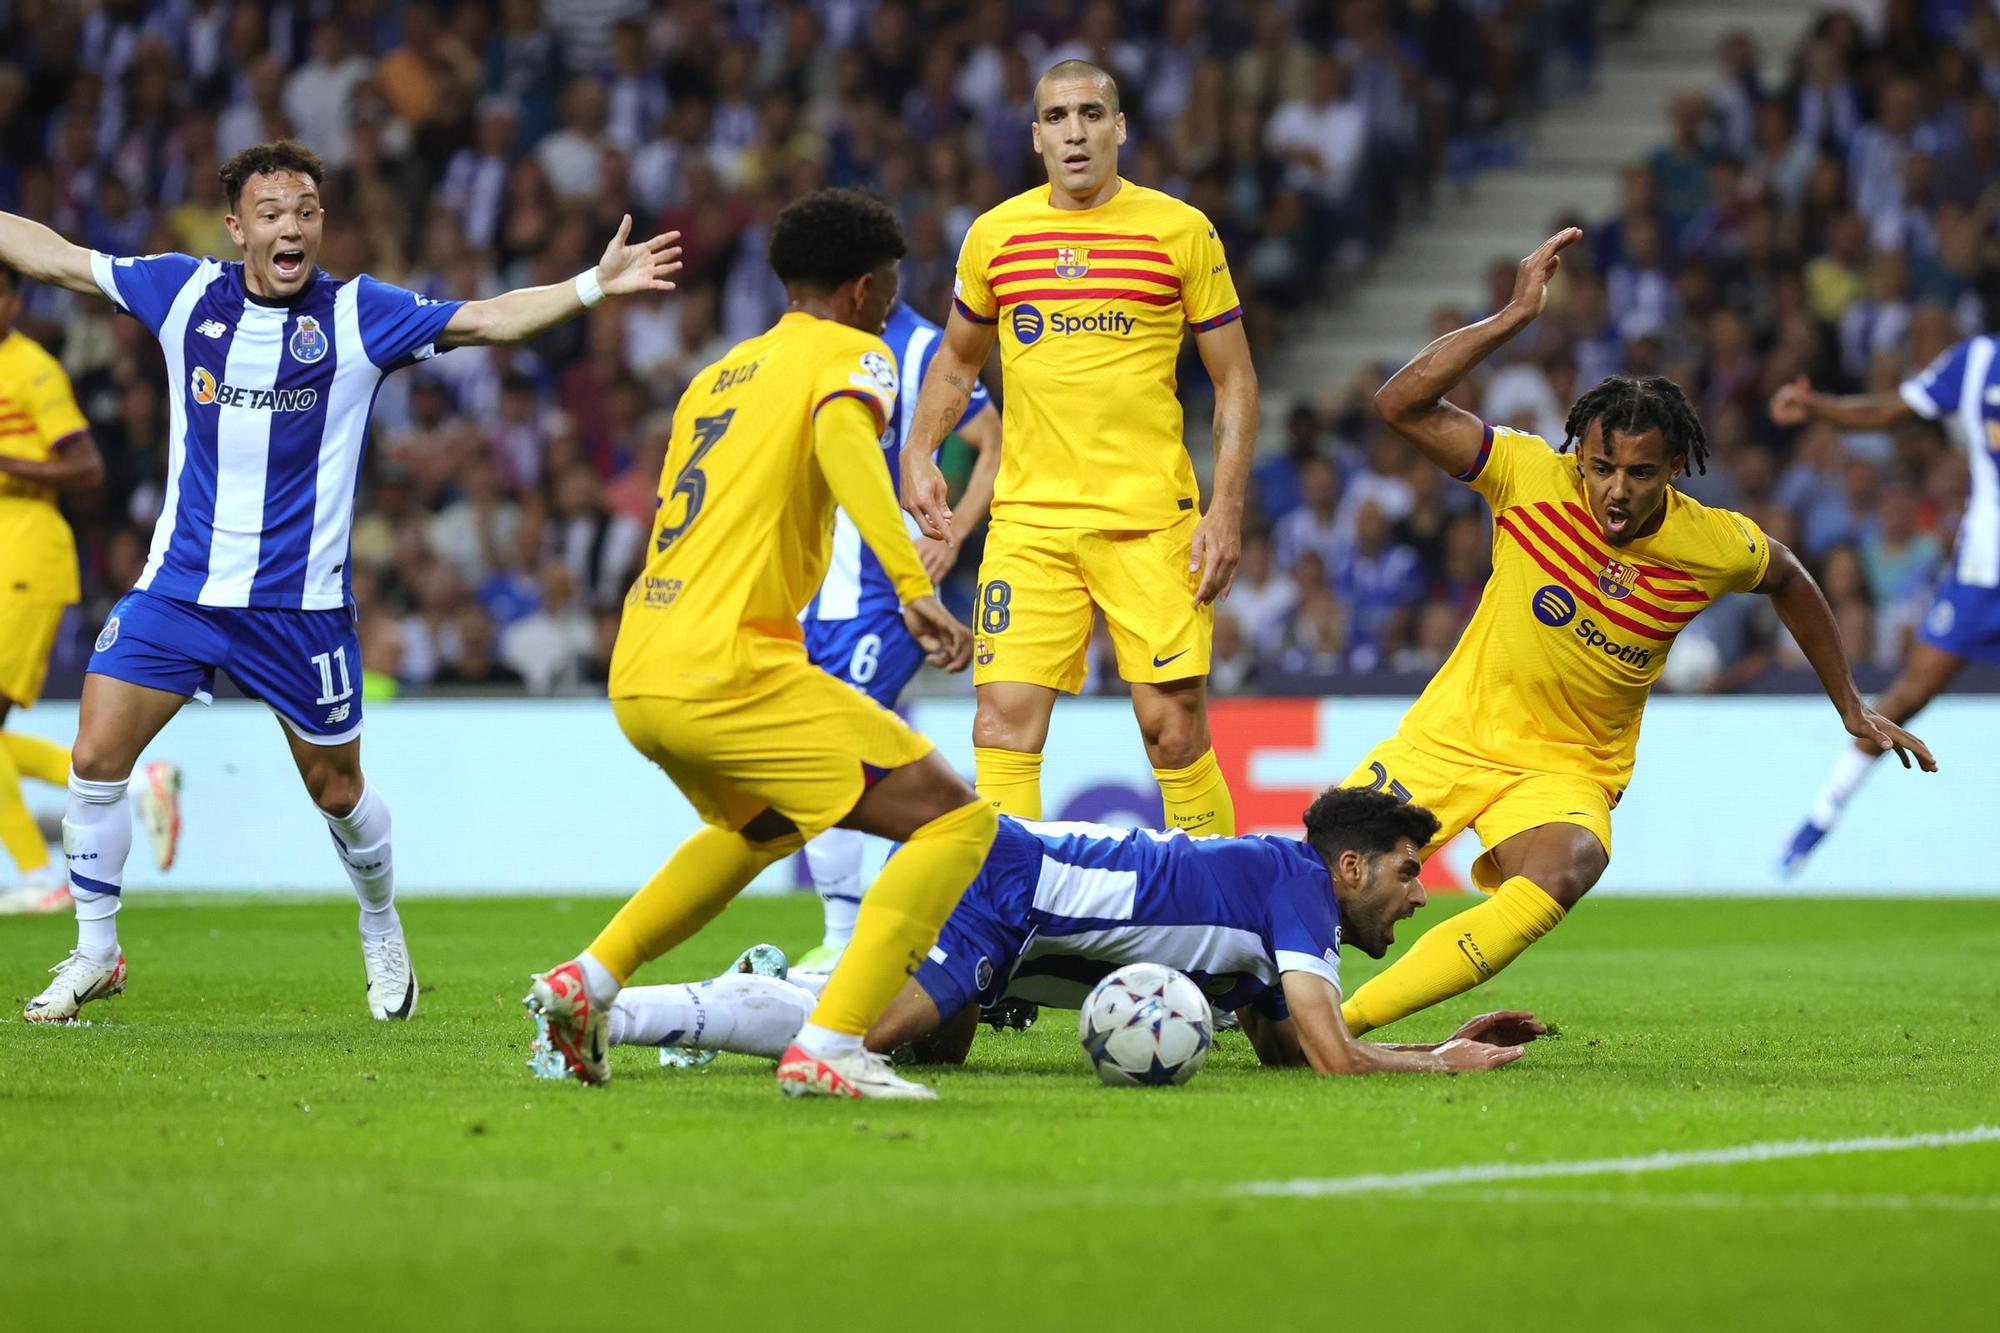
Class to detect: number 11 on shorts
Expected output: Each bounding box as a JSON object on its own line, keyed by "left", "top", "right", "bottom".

{"left": 312, "top": 646, "right": 354, "bottom": 706}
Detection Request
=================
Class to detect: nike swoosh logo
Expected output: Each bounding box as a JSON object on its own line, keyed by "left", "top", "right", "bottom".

{"left": 1153, "top": 649, "right": 1191, "bottom": 668}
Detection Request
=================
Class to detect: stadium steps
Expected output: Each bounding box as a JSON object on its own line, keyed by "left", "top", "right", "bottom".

{"left": 1259, "top": 0, "right": 1825, "bottom": 421}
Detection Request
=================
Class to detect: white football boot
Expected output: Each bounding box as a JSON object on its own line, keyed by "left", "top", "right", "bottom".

{"left": 24, "top": 949, "right": 126, "bottom": 1022}
{"left": 776, "top": 1041, "right": 939, "bottom": 1100}
{"left": 0, "top": 871, "right": 71, "bottom": 915}
{"left": 361, "top": 928, "right": 417, "bottom": 1020}
{"left": 136, "top": 761, "right": 183, "bottom": 871}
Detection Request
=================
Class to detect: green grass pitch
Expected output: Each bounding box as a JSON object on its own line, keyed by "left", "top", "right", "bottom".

{"left": 3, "top": 893, "right": 1997, "bottom": 1331}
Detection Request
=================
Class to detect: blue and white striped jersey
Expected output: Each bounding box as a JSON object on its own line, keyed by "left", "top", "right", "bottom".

{"left": 993, "top": 817, "right": 1343, "bottom": 1014}
{"left": 1902, "top": 334, "right": 2000, "bottom": 589}
{"left": 90, "top": 252, "right": 464, "bottom": 611}
{"left": 803, "top": 300, "right": 990, "bottom": 625}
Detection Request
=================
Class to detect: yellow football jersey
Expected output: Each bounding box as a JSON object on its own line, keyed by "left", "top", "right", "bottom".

{"left": 0, "top": 330, "right": 87, "bottom": 604}
{"left": 1398, "top": 426, "right": 1771, "bottom": 793}
{"left": 952, "top": 179, "right": 1241, "bottom": 531}
{"left": 610, "top": 311, "right": 931, "bottom": 699}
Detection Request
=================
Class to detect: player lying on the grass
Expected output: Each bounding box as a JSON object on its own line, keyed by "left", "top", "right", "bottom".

{"left": 1766, "top": 334, "right": 1997, "bottom": 874}
{"left": 587, "top": 788, "right": 1540, "bottom": 1076}
{"left": 1331, "top": 228, "right": 1935, "bottom": 1039}
{"left": 0, "top": 138, "right": 681, "bottom": 1022}
{"left": 524, "top": 189, "right": 998, "bottom": 1102}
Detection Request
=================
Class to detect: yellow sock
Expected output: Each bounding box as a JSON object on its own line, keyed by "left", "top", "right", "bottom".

{"left": 2, "top": 732, "right": 69, "bottom": 786}
{"left": 0, "top": 739, "right": 50, "bottom": 874}
{"left": 973, "top": 746, "right": 1042, "bottom": 819}
{"left": 1153, "top": 748, "right": 1235, "bottom": 837}
{"left": 810, "top": 799, "right": 998, "bottom": 1035}
{"left": 1340, "top": 875, "right": 1566, "bottom": 1035}
{"left": 588, "top": 825, "right": 799, "bottom": 982}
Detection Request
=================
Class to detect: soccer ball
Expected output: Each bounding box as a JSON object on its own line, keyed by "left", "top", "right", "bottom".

{"left": 1077, "top": 963, "right": 1213, "bottom": 1087}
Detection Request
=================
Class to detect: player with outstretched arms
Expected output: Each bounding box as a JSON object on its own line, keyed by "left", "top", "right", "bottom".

{"left": 1768, "top": 337, "right": 1998, "bottom": 873}
{"left": 1330, "top": 229, "right": 1934, "bottom": 1038}
{"left": 524, "top": 190, "right": 998, "bottom": 1101}
{"left": 0, "top": 139, "right": 682, "bottom": 1022}
{"left": 900, "top": 60, "right": 1260, "bottom": 839}
{"left": 584, "top": 788, "right": 1539, "bottom": 1076}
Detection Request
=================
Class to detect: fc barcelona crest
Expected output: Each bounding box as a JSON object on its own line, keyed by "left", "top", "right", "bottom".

{"left": 290, "top": 315, "right": 328, "bottom": 364}
{"left": 1596, "top": 559, "right": 1638, "bottom": 600}
{"left": 1054, "top": 246, "right": 1090, "bottom": 279}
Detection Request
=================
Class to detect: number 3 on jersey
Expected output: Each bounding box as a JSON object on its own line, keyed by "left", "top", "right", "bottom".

{"left": 656, "top": 408, "right": 735, "bottom": 551}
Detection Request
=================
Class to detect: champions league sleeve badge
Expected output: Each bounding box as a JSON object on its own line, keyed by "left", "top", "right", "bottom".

{"left": 289, "top": 315, "right": 328, "bottom": 364}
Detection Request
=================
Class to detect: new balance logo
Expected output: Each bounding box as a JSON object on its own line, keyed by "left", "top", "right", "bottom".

{"left": 325, "top": 703, "right": 351, "bottom": 725}
{"left": 196, "top": 319, "right": 228, "bottom": 339}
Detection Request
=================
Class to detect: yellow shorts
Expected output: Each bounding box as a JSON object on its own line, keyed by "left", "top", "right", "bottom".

{"left": 973, "top": 514, "right": 1211, "bottom": 692}
{"left": 1339, "top": 734, "right": 1615, "bottom": 893}
{"left": 0, "top": 600, "right": 64, "bottom": 708}
{"left": 613, "top": 661, "right": 934, "bottom": 840}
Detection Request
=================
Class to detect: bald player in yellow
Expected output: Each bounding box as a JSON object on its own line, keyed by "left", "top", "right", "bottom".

{"left": 902, "top": 60, "right": 1259, "bottom": 838}
{"left": 1337, "top": 229, "right": 1937, "bottom": 1035}
{"left": 0, "top": 260, "right": 103, "bottom": 911}
{"left": 526, "top": 189, "right": 996, "bottom": 1101}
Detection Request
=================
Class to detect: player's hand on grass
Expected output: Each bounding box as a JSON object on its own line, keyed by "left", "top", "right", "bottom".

{"left": 1769, "top": 375, "right": 1814, "bottom": 427}
{"left": 902, "top": 450, "right": 953, "bottom": 541}
{"left": 1189, "top": 508, "right": 1241, "bottom": 605}
{"left": 916, "top": 534, "right": 959, "bottom": 584}
{"left": 1504, "top": 227, "right": 1583, "bottom": 325}
{"left": 1845, "top": 707, "right": 1937, "bottom": 772}
{"left": 596, "top": 215, "right": 684, "bottom": 297}
{"left": 1446, "top": 1010, "right": 1547, "bottom": 1048}
{"left": 904, "top": 594, "right": 974, "bottom": 672}
{"left": 1434, "top": 1038, "right": 1525, "bottom": 1072}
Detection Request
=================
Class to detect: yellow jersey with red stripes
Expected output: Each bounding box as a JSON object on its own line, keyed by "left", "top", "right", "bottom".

{"left": 611, "top": 311, "right": 930, "bottom": 699}
{"left": 0, "top": 330, "right": 87, "bottom": 603}
{"left": 952, "top": 179, "right": 1241, "bottom": 530}
{"left": 1397, "top": 425, "right": 1771, "bottom": 792}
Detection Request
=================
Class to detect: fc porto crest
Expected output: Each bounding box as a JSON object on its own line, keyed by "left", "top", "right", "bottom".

{"left": 95, "top": 616, "right": 120, "bottom": 653}
{"left": 1053, "top": 246, "right": 1090, "bottom": 279}
{"left": 1596, "top": 558, "right": 1639, "bottom": 601}
{"left": 289, "top": 314, "right": 328, "bottom": 364}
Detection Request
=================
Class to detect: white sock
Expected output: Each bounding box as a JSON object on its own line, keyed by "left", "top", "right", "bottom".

{"left": 65, "top": 770, "right": 131, "bottom": 963}
{"left": 1809, "top": 745, "right": 1879, "bottom": 828}
{"left": 323, "top": 783, "right": 398, "bottom": 940}
{"left": 794, "top": 1021, "right": 864, "bottom": 1059}
{"left": 607, "top": 975, "right": 815, "bottom": 1058}
{"left": 803, "top": 828, "right": 866, "bottom": 950}
{"left": 578, "top": 950, "right": 622, "bottom": 1008}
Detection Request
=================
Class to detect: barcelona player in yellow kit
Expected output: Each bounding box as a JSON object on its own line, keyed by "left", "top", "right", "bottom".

{"left": 1338, "top": 229, "right": 1935, "bottom": 1035}
{"left": 0, "top": 261, "right": 103, "bottom": 911}
{"left": 902, "top": 61, "right": 1260, "bottom": 838}
{"left": 526, "top": 190, "right": 997, "bottom": 1100}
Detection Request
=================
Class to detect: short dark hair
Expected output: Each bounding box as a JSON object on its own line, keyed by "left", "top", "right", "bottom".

{"left": 767, "top": 188, "right": 906, "bottom": 292}
{"left": 1560, "top": 374, "right": 1711, "bottom": 475}
{"left": 219, "top": 139, "right": 324, "bottom": 211}
{"left": 1036, "top": 59, "right": 1120, "bottom": 115}
{"left": 0, "top": 260, "right": 17, "bottom": 292}
{"left": 1301, "top": 786, "right": 1441, "bottom": 867}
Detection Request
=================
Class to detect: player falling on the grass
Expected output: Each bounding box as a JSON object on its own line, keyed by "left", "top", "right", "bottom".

{"left": 1768, "top": 336, "right": 1997, "bottom": 874}
{"left": 1330, "top": 228, "right": 1934, "bottom": 1038}
{"left": 524, "top": 188, "right": 999, "bottom": 1102}
{"left": 593, "top": 788, "right": 1540, "bottom": 1076}
{"left": 901, "top": 60, "right": 1260, "bottom": 836}
{"left": 0, "top": 138, "right": 682, "bottom": 1022}
{"left": 794, "top": 297, "right": 1001, "bottom": 975}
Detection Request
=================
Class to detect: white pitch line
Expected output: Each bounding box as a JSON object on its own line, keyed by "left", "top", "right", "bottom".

{"left": 1236, "top": 1125, "right": 2000, "bottom": 1199}
{"left": 1471, "top": 1188, "right": 2000, "bottom": 1214}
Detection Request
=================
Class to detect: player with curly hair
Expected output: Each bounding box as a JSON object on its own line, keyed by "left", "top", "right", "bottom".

{"left": 524, "top": 188, "right": 997, "bottom": 1102}
{"left": 1331, "top": 229, "right": 1935, "bottom": 1036}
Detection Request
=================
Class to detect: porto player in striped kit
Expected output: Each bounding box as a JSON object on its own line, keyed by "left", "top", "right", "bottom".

{"left": 0, "top": 140, "right": 681, "bottom": 1022}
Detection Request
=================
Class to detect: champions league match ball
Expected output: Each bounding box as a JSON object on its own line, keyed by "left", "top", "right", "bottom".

{"left": 1077, "top": 963, "right": 1214, "bottom": 1087}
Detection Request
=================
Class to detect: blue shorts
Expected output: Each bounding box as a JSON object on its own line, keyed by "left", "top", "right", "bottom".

{"left": 803, "top": 612, "right": 926, "bottom": 707}
{"left": 89, "top": 589, "right": 364, "bottom": 744}
{"left": 912, "top": 820, "right": 1045, "bottom": 1020}
{"left": 1918, "top": 574, "right": 2000, "bottom": 663}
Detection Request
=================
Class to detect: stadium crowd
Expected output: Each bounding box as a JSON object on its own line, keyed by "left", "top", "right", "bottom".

{"left": 6, "top": 0, "right": 1988, "bottom": 699}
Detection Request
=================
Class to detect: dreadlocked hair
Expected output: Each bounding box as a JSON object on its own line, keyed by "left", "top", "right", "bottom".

{"left": 1559, "top": 375, "right": 1710, "bottom": 475}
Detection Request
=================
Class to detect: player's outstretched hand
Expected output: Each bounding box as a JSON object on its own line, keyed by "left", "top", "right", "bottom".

{"left": 1769, "top": 374, "right": 1813, "bottom": 427}
{"left": 1434, "top": 1038, "right": 1525, "bottom": 1072}
{"left": 596, "top": 215, "right": 684, "bottom": 298}
{"left": 1504, "top": 227, "right": 1583, "bottom": 324}
{"left": 904, "top": 594, "right": 974, "bottom": 672}
{"left": 1446, "top": 1010, "right": 1547, "bottom": 1048}
{"left": 1189, "top": 508, "right": 1241, "bottom": 605}
{"left": 916, "top": 534, "right": 959, "bottom": 584}
{"left": 1847, "top": 707, "right": 1937, "bottom": 772}
{"left": 902, "top": 449, "right": 953, "bottom": 541}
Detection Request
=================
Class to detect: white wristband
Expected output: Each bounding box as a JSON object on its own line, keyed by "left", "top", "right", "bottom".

{"left": 574, "top": 268, "right": 605, "bottom": 308}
